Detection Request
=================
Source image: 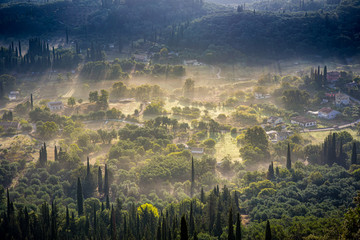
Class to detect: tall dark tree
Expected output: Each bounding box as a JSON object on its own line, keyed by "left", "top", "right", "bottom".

{"left": 106, "top": 195, "right": 110, "bottom": 209}
{"left": 286, "top": 143, "right": 291, "bottom": 170}
{"left": 180, "top": 215, "right": 188, "bottom": 240}
{"left": 191, "top": 156, "right": 195, "bottom": 198}
{"left": 18, "top": 41, "right": 22, "bottom": 57}
{"left": 267, "top": 161, "right": 274, "bottom": 180}
{"left": 200, "top": 188, "right": 205, "bottom": 203}
{"left": 30, "top": 94, "right": 33, "bottom": 110}
{"left": 110, "top": 206, "right": 116, "bottom": 240}
{"left": 265, "top": 220, "right": 272, "bottom": 240}
{"left": 228, "top": 208, "right": 235, "bottom": 240}
{"left": 351, "top": 142, "right": 357, "bottom": 165}
{"left": 54, "top": 145, "right": 58, "bottom": 161}
{"left": 236, "top": 213, "right": 241, "bottom": 240}
{"left": 324, "top": 65, "right": 327, "bottom": 82}
{"left": 189, "top": 202, "right": 195, "bottom": 235}
{"left": 77, "top": 177, "right": 84, "bottom": 216}
{"left": 98, "top": 166, "right": 103, "bottom": 193}
{"left": 104, "top": 164, "right": 109, "bottom": 196}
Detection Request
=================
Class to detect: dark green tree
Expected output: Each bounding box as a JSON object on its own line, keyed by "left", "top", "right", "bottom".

{"left": 30, "top": 94, "right": 33, "bottom": 110}
{"left": 98, "top": 166, "right": 103, "bottom": 193}
{"left": 77, "top": 177, "right": 84, "bottom": 216}
{"left": 286, "top": 143, "right": 291, "bottom": 170}
{"left": 189, "top": 202, "right": 195, "bottom": 235}
{"left": 236, "top": 213, "right": 241, "bottom": 240}
{"left": 191, "top": 156, "right": 195, "bottom": 198}
{"left": 265, "top": 220, "right": 272, "bottom": 240}
{"left": 104, "top": 164, "right": 109, "bottom": 196}
{"left": 228, "top": 208, "right": 235, "bottom": 240}
{"left": 180, "top": 215, "right": 188, "bottom": 240}
{"left": 267, "top": 161, "right": 274, "bottom": 180}
{"left": 351, "top": 142, "right": 357, "bottom": 165}
{"left": 54, "top": 145, "right": 58, "bottom": 161}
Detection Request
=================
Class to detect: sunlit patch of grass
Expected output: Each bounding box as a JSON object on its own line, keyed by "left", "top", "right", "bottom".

{"left": 301, "top": 128, "right": 360, "bottom": 145}
{"left": 214, "top": 133, "right": 241, "bottom": 162}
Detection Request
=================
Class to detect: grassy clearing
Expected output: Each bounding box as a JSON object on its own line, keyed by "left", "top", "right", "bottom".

{"left": 214, "top": 133, "right": 241, "bottom": 162}
{"left": 301, "top": 128, "right": 360, "bottom": 145}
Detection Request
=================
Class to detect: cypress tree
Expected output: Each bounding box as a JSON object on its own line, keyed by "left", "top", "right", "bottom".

{"left": 93, "top": 203, "right": 97, "bottom": 238}
{"left": 330, "top": 133, "right": 337, "bottom": 165}
{"left": 30, "top": 94, "right": 33, "bottom": 110}
{"left": 104, "top": 164, "right": 109, "bottom": 196}
{"left": 324, "top": 65, "right": 327, "bottom": 82}
{"left": 351, "top": 142, "right": 357, "bottom": 165}
{"left": 18, "top": 40, "right": 22, "bottom": 57}
{"left": 286, "top": 143, "right": 291, "bottom": 170}
{"left": 65, "top": 206, "right": 69, "bottom": 229}
{"left": 189, "top": 202, "right": 195, "bottom": 235}
{"left": 87, "top": 157, "right": 90, "bottom": 176}
{"left": 236, "top": 213, "right": 241, "bottom": 240}
{"left": 50, "top": 201, "right": 58, "bottom": 240}
{"left": 180, "top": 215, "right": 188, "bottom": 240}
{"left": 156, "top": 219, "right": 162, "bottom": 240}
{"left": 267, "top": 161, "right": 274, "bottom": 180}
{"left": 54, "top": 146, "right": 58, "bottom": 161}
{"left": 98, "top": 166, "right": 103, "bottom": 193}
{"left": 228, "top": 208, "right": 235, "bottom": 240}
{"left": 191, "top": 156, "right": 195, "bottom": 198}
{"left": 77, "top": 177, "right": 84, "bottom": 216}
{"left": 85, "top": 214, "right": 90, "bottom": 238}
{"left": 214, "top": 205, "right": 222, "bottom": 237}
{"left": 265, "top": 220, "right": 272, "bottom": 240}
{"left": 111, "top": 206, "right": 116, "bottom": 240}
{"left": 200, "top": 187, "right": 205, "bottom": 203}
{"left": 106, "top": 195, "right": 110, "bottom": 209}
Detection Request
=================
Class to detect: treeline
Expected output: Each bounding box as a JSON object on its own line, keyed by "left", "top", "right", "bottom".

{"left": 0, "top": 38, "right": 82, "bottom": 73}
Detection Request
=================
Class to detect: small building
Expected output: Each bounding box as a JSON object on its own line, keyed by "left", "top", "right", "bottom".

{"left": 335, "top": 92, "right": 350, "bottom": 106}
{"left": 318, "top": 107, "right": 340, "bottom": 119}
{"left": 0, "top": 121, "right": 20, "bottom": 130}
{"left": 47, "top": 101, "right": 64, "bottom": 111}
{"left": 254, "top": 92, "right": 270, "bottom": 99}
{"left": 327, "top": 71, "right": 340, "bottom": 82}
{"left": 8, "top": 91, "right": 20, "bottom": 101}
{"left": 266, "top": 130, "right": 292, "bottom": 143}
{"left": 190, "top": 147, "right": 204, "bottom": 155}
{"left": 267, "top": 116, "right": 284, "bottom": 126}
{"left": 183, "top": 60, "right": 202, "bottom": 66}
{"left": 291, "top": 116, "right": 317, "bottom": 127}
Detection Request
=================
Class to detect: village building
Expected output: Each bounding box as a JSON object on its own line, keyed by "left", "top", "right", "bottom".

{"left": 327, "top": 71, "right": 340, "bottom": 82}
{"left": 267, "top": 116, "right": 284, "bottom": 127}
{"left": 8, "top": 91, "right": 20, "bottom": 101}
{"left": 266, "top": 130, "right": 292, "bottom": 143}
{"left": 190, "top": 147, "right": 204, "bottom": 155}
{"left": 291, "top": 116, "right": 317, "bottom": 127}
{"left": 47, "top": 101, "right": 64, "bottom": 111}
{"left": 318, "top": 107, "right": 340, "bottom": 119}
{"left": 254, "top": 92, "right": 270, "bottom": 99}
{"left": 335, "top": 92, "right": 350, "bottom": 106}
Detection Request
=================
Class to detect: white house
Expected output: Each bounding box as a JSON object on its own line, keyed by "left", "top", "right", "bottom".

{"left": 255, "top": 92, "right": 270, "bottom": 99}
{"left": 47, "top": 101, "right": 64, "bottom": 111}
{"left": 8, "top": 91, "right": 20, "bottom": 101}
{"left": 266, "top": 130, "right": 292, "bottom": 143}
{"left": 291, "top": 116, "right": 317, "bottom": 127}
{"left": 318, "top": 107, "right": 340, "bottom": 119}
{"left": 267, "top": 116, "right": 284, "bottom": 126}
{"left": 335, "top": 92, "right": 350, "bottom": 106}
